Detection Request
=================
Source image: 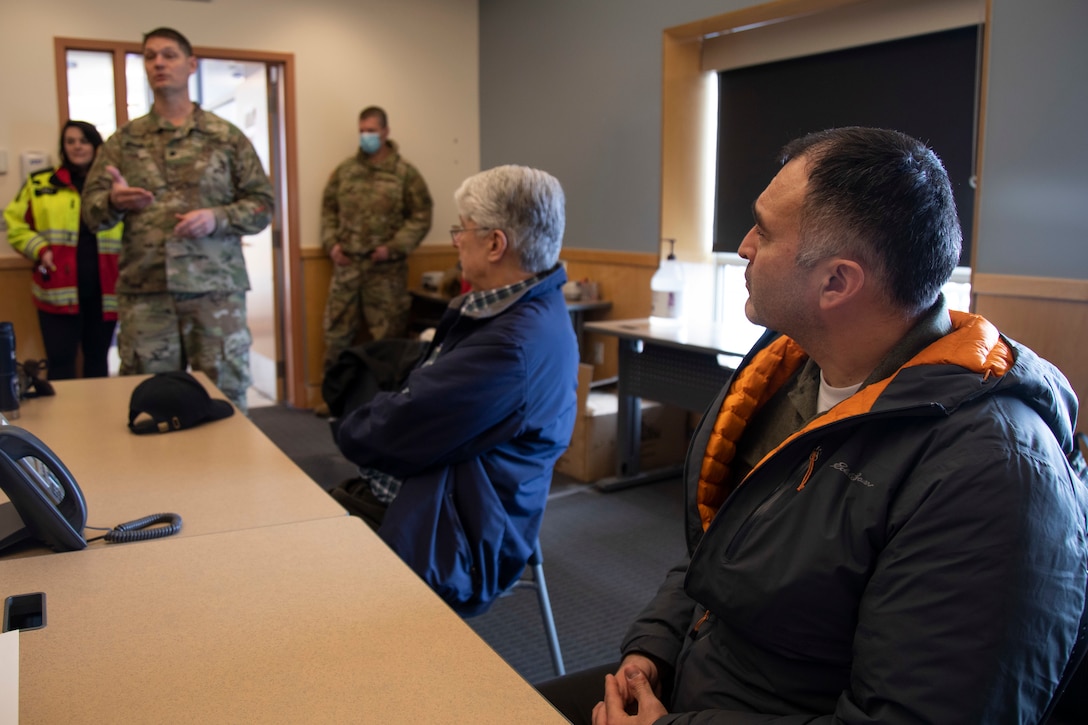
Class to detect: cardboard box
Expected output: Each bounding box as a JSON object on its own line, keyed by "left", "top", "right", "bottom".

{"left": 556, "top": 364, "right": 689, "bottom": 482}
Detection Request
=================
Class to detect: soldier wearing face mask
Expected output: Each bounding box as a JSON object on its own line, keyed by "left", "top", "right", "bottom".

{"left": 319, "top": 106, "right": 433, "bottom": 385}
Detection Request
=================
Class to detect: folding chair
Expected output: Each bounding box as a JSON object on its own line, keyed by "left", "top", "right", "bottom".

{"left": 509, "top": 539, "right": 566, "bottom": 677}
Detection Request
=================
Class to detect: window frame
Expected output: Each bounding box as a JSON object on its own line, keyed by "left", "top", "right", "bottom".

{"left": 54, "top": 37, "right": 140, "bottom": 130}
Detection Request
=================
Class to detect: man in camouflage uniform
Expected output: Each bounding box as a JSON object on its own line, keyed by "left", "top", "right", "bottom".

{"left": 321, "top": 106, "right": 432, "bottom": 371}
{"left": 82, "top": 27, "right": 273, "bottom": 413}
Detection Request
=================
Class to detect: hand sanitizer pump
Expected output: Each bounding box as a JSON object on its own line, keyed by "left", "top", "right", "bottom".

{"left": 650, "top": 238, "right": 684, "bottom": 322}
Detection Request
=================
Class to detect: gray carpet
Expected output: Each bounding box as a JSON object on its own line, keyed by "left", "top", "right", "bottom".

{"left": 248, "top": 404, "right": 687, "bottom": 684}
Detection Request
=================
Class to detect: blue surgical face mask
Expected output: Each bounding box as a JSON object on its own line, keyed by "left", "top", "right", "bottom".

{"left": 359, "top": 132, "right": 382, "bottom": 154}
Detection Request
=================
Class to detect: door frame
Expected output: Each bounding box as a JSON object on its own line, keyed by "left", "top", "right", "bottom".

{"left": 53, "top": 37, "right": 306, "bottom": 407}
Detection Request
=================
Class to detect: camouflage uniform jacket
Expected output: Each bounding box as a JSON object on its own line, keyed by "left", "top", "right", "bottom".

{"left": 320, "top": 141, "right": 432, "bottom": 262}
{"left": 82, "top": 104, "right": 274, "bottom": 294}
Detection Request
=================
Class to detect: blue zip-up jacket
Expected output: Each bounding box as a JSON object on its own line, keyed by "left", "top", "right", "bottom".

{"left": 336, "top": 264, "right": 579, "bottom": 616}
{"left": 623, "top": 308, "right": 1088, "bottom": 723}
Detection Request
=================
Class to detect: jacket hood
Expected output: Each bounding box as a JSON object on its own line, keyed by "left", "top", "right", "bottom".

{"left": 873, "top": 311, "right": 1078, "bottom": 455}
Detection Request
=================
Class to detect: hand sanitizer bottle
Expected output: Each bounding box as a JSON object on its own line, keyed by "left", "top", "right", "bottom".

{"left": 650, "top": 238, "right": 684, "bottom": 323}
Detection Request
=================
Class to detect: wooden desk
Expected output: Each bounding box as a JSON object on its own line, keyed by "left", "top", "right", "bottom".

{"left": 2, "top": 516, "right": 566, "bottom": 723}
{"left": 584, "top": 317, "right": 765, "bottom": 491}
{"left": 3, "top": 374, "right": 345, "bottom": 552}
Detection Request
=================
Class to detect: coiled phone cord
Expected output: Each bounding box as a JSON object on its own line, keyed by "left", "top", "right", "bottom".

{"left": 85, "top": 513, "right": 183, "bottom": 544}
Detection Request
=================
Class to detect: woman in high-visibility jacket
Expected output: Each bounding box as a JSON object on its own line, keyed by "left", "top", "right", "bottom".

{"left": 4, "top": 120, "right": 122, "bottom": 379}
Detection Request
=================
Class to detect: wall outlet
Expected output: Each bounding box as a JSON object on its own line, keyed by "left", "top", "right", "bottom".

{"left": 592, "top": 341, "right": 604, "bottom": 365}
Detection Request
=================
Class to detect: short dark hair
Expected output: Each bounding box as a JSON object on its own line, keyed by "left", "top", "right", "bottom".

{"left": 359, "top": 106, "right": 388, "bottom": 128}
{"left": 59, "top": 120, "right": 104, "bottom": 169}
{"left": 143, "top": 27, "right": 193, "bottom": 57}
{"left": 781, "top": 127, "right": 962, "bottom": 315}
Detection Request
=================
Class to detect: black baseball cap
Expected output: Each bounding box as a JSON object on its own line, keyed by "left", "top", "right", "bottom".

{"left": 128, "top": 371, "right": 235, "bottom": 434}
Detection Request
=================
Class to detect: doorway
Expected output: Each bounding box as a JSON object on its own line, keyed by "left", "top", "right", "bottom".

{"left": 198, "top": 58, "right": 280, "bottom": 403}
{"left": 55, "top": 38, "right": 303, "bottom": 406}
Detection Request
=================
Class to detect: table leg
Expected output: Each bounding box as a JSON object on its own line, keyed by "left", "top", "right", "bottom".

{"left": 594, "top": 338, "right": 684, "bottom": 492}
{"left": 615, "top": 337, "right": 640, "bottom": 479}
{"left": 569, "top": 309, "right": 585, "bottom": 361}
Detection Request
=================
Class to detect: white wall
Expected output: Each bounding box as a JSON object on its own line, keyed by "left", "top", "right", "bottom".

{"left": 0, "top": 0, "right": 479, "bottom": 257}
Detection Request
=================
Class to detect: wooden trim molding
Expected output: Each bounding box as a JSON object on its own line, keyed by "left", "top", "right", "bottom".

{"left": 270, "top": 51, "right": 304, "bottom": 408}
{"left": 561, "top": 248, "right": 657, "bottom": 268}
{"left": 661, "top": 0, "right": 989, "bottom": 267}
{"left": 661, "top": 0, "right": 871, "bottom": 264}
{"left": 0, "top": 261, "right": 46, "bottom": 361}
{"left": 971, "top": 273, "right": 1088, "bottom": 302}
{"left": 968, "top": 0, "right": 994, "bottom": 271}
{"left": 0, "top": 256, "right": 33, "bottom": 271}
{"left": 666, "top": 0, "right": 866, "bottom": 42}
{"left": 298, "top": 245, "right": 657, "bottom": 406}
{"left": 54, "top": 38, "right": 141, "bottom": 130}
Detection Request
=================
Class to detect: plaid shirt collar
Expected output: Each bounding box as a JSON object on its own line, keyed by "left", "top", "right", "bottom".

{"left": 460, "top": 266, "right": 555, "bottom": 318}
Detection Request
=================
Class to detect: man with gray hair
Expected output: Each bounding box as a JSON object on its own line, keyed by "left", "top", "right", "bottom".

{"left": 333, "top": 164, "right": 579, "bottom": 616}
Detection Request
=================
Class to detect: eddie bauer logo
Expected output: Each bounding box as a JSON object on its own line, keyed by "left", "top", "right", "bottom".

{"left": 831, "top": 461, "right": 874, "bottom": 488}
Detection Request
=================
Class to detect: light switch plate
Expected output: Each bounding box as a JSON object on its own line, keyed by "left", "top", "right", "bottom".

{"left": 20, "top": 151, "right": 50, "bottom": 179}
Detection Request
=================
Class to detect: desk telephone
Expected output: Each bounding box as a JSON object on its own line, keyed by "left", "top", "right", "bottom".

{"left": 0, "top": 425, "right": 181, "bottom": 556}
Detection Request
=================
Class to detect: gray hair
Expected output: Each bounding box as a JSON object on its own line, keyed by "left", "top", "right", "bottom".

{"left": 454, "top": 165, "right": 565, "bottom": 274}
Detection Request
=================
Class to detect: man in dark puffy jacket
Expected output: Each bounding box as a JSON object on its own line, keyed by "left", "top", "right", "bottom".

{"left": 334, "top": 165, "right": 579, "bottom": 617}
{"left": 540, "top": 127, "right": 1088, "bottom": 724}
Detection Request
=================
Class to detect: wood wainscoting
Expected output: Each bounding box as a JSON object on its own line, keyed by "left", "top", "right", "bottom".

{"left": 6, "top": 244, "right": 653, "bottom": 407}
{"left": 561, "top": 248, "right": 657, "bottom": 380}
{"left": 0, "top": 256, "right": 46, "bottom": 362}
{"left": 972, "top": 273, "right": 1088, "bottom": 415}
{"left": 299, "top": 245, "right": 656, "bottom": 407}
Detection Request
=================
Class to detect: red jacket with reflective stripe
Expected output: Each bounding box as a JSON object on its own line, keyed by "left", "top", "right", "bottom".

{"left": 4, "top": 167, "right": 121, "bottom": 318}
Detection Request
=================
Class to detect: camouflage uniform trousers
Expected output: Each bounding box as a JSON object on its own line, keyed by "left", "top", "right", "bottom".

{"left": 322, "top": 260, "right": 411, "bottom": 370}
{"left": 118, "top": 291, "right": 252, "bottom": 413}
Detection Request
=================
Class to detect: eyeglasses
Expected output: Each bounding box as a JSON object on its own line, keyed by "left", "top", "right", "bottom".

{"left": 449, "top": 225, "right": 494, "bottom": 243}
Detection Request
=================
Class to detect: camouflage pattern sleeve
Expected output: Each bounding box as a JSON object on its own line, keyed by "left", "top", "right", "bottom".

{"left": 217, "top": 129, "right": 274, "bottom": 235}
{"left": 81, "top": 132, "right": 126, "bottom": 232}
{"left": 386, "top": 163, "right": 433, "bottom": 259}
{"left": 320, "top": 164, "right": 343, "bottom": 255}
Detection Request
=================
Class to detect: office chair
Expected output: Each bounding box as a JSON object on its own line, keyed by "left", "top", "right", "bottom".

{"left": 508, "top": 539, "right": 566, "bottom": 677}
